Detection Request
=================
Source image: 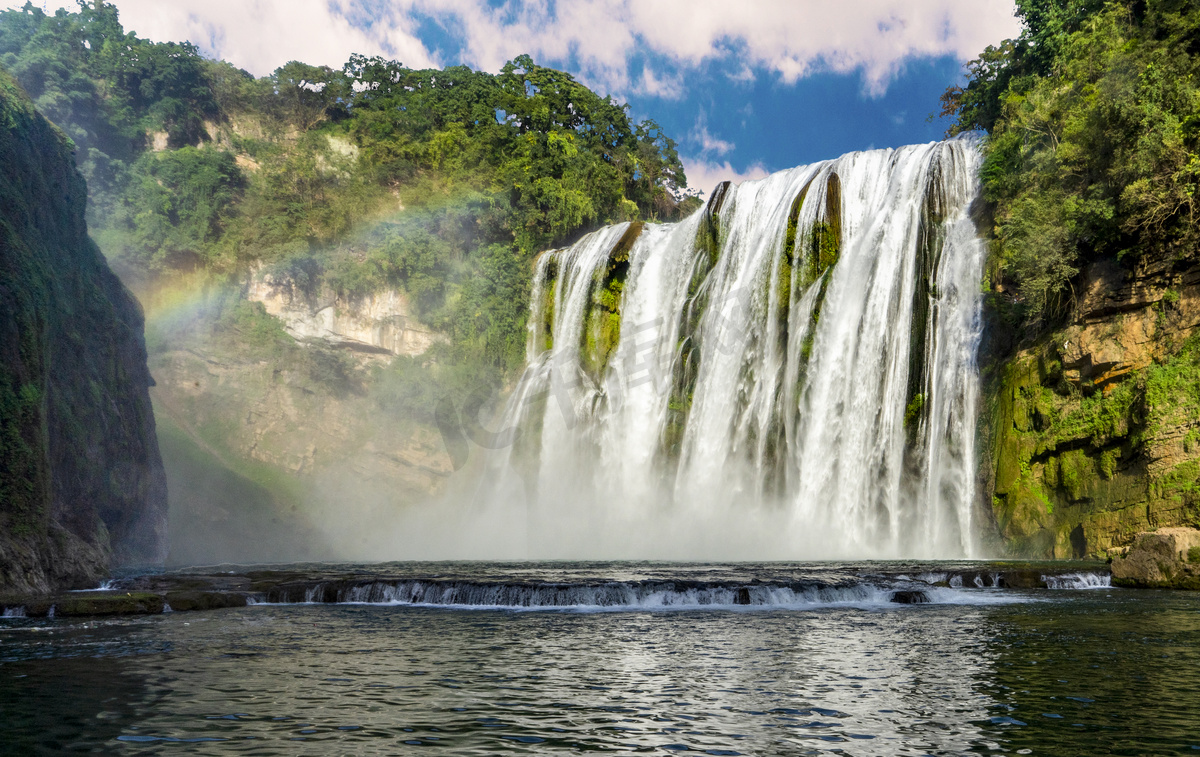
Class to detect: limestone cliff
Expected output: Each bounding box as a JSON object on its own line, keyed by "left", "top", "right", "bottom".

{"left": 134, "top": 273, "right": 455, "bottom": 565}
{"left": 0, "top": 71, "right": 167, "bottom": 592}
{"left": 984, "top": 256, "right": 1200, "bottom": 558}
{"left": 247, "top": 267, "right": 445, "bottom": 357}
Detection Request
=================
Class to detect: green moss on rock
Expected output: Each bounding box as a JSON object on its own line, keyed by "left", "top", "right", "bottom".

{"left": 988, "top": 334, "right": 1200, "bottom": 558}
{"left": 580, "top": 222, "right": 642, "bottom": 379}
{"left": 54, "top": 592, "right": 165, "bottom": 617}
{"left": 164, "top": 590, "right": 249, "bottom": 611}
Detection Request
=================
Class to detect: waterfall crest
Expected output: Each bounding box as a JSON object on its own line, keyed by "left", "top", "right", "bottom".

{"left": 479, "top": 137, "right": 986, "bottom": 559}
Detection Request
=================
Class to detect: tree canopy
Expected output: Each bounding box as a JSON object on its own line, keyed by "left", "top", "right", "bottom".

{"left": 0, "top": 1, "right": 699, "bottom": 377}
{"left": 942, "top": 0, "right": 1200, "bottom": 325}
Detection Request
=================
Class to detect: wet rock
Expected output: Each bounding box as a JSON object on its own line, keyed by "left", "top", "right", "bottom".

{"left": 1111, "top": 527, "right": 1200, "bottom": 589}
{"left": 996, "top": 570, "right": 1045, "bottom": 589}
{"left": 164, "top": 591, "right": 249, "bottom": 612}
{"left": 734, "top": 588, "right": 752, "bottom": 605}
{"left": 890, "top": 590, "right": 931, "bottom": 604}
{"left": 52, "top": 592, "right": 165, "bottom": 617}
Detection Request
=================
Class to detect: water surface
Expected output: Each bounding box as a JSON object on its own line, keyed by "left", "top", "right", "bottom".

{"left": 1, "top": 562, "right": 1197, "bottom": 755}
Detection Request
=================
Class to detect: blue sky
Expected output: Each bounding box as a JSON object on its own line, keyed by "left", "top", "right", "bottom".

{"left": 9, "top": 0, "right": 1022, "bottom": 193}
{"left": 619, "top": 54, "right": 970, "bottom": 192}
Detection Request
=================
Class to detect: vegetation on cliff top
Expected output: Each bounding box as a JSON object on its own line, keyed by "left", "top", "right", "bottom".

{"left": 0, "top": 1, "right": 697, "bottom": 379}
{"left": 942, "top": 0, "right": 1200, "bottom": 326}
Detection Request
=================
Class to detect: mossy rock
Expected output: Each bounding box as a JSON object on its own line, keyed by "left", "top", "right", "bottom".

{"left": 995, "top": 569, "right": 1046, "bottom": 589}
{"left": 53, "top": 591, "right": 165, "bottom": 616}
{"left": 165, "top": 590, "right": 249, "bottom": 611}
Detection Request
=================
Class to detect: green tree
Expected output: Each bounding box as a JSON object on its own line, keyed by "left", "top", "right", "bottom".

{"left": 122, "top": 147, "right": 244, "bottom": 267}
{"left": 943, "top": 0, "right": 1200, "bottom": 326}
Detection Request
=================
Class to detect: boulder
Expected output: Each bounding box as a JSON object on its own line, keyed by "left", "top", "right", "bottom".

{"left": 1110, "top": 527, "right": 1200, "bottom": 589}
{"left": 890, "top": 590, "right": 931, "bottom": 604}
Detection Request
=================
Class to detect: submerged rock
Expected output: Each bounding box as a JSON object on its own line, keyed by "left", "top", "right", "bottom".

{"left": 890, "top": 590, "right": 931, "bottom": 604}
{"left": 1111, "top": 527, "right": 1200, "bottom": 589}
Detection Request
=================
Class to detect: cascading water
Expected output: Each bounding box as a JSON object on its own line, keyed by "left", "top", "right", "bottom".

{"left": 476, "top": 137, "right": 987, "bottom": 560}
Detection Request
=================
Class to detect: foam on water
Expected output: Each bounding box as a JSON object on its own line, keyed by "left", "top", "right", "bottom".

{"left": 1042, "top": 572, "right": 1112, "bottom": 590}
{"left": 248, "top": 577, "right": 1030, "bottom": 612}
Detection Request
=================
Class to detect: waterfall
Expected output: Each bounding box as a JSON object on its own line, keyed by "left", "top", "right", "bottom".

{"left": 478, "top": 137, "right": 986, "bottom": 560}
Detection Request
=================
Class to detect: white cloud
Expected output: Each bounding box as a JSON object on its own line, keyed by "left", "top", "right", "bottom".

{"left": 399, "top": 0, "right": 1022, "bottom": 97}
{"left": 691, "top": 118, "right": 734, "bottom": 157}
{"left": 3, "top": 0, "right": 438, "bottom": 74}
{"left": 682, "top": 157, "right": 771, "bottom": 198}
{"left": 638, "top": 65, "right": 685, "bottom": 100}
{"left": 4, "top": 0, "right": 1020, "bottom": 94}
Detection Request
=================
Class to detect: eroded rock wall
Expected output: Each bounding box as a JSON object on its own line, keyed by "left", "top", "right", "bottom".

{"left": 247, "top": 268, "right": 445, "bottom": 357}
{"left": 985, "top": 257, "right": 1200, "bottom": 558}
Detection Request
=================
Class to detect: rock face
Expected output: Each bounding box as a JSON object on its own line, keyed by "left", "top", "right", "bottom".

{"left": 984, "top": 256, "right": 1200, "bottom": 558}
{"left": 149, "top": 342, "right": 454, "bottom": 563}
{"left": 0, "top": 72, "right": 168, "bottom": 592}
{"left": 247, "top": 269, "right": 444, "bottom": 356}
{"left": 1111, "top": 528, "right": 1200, "bottom": 589}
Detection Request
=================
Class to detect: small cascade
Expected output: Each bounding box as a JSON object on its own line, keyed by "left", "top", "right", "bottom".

{"left": 1042, "top": 573, "right": 1112, "bottom": 589}
{"left": 252, "top": 575, "right": 1033, "bottom": 610}
{"left": 478, "top": 137, "right": 987, "bottom": 559}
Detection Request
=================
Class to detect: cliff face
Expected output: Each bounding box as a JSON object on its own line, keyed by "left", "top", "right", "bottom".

{"left": 246, "top": 268, "right": 446, "bottom": 357}
{"left": 0, "top": 71, "right": 168, "bottom": 592}
{"left": 143, "top": 296, "right": 453, "bottom": 564}
{"left": 984, "top": 256, "right": 1200, "bottom": 558}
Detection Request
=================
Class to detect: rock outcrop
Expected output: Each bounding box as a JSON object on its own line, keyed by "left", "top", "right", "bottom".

{"left": 247, "top": 268, "right": 445, "bottom": 357}
{"left": 0, "top": 71, "right": 167, "bottom": 592}
{"left": 1111, "top": 527, "right": 1200, "bottom": 589}
{"left": 985, "top": 256, "right": 1200, "bottom": 558}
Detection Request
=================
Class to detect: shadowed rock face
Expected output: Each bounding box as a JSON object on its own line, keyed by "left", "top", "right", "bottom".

{"left": 0, "top": 71, "right": 167, "bottom": 592}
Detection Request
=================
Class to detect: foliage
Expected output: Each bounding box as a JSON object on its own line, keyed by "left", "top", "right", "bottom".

{"left": 0, "top": 1, "right": 215, "bottom": 219}
{"left": 120, "top": 146, "right": 245, "bottom": 267}
{"left": 0, "top": 2, "right": 696, "bottom": 381}
{"left": 942, "top": 0, "right": 1200, "bottom": 326}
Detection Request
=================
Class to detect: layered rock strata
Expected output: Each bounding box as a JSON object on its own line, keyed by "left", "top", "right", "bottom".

{"left": 986, "top": 257, "right": 1200, "bottom": 557}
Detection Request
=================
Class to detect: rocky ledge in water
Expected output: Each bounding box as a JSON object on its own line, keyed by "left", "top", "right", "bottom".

{"left": 0, "top": 563, "right": 1116, "bottom": 618}
{"left": 1111, "top": 527, "right": 1200, "bottom": 589}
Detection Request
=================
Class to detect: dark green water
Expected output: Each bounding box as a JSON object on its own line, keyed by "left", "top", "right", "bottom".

{"left": 1, "top": 566, "right": 1198, "bottom": 755}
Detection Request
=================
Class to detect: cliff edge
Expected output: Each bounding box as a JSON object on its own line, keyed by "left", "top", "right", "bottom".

{"left": 0, "top": 70, "right": 167, "bottom": 592}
